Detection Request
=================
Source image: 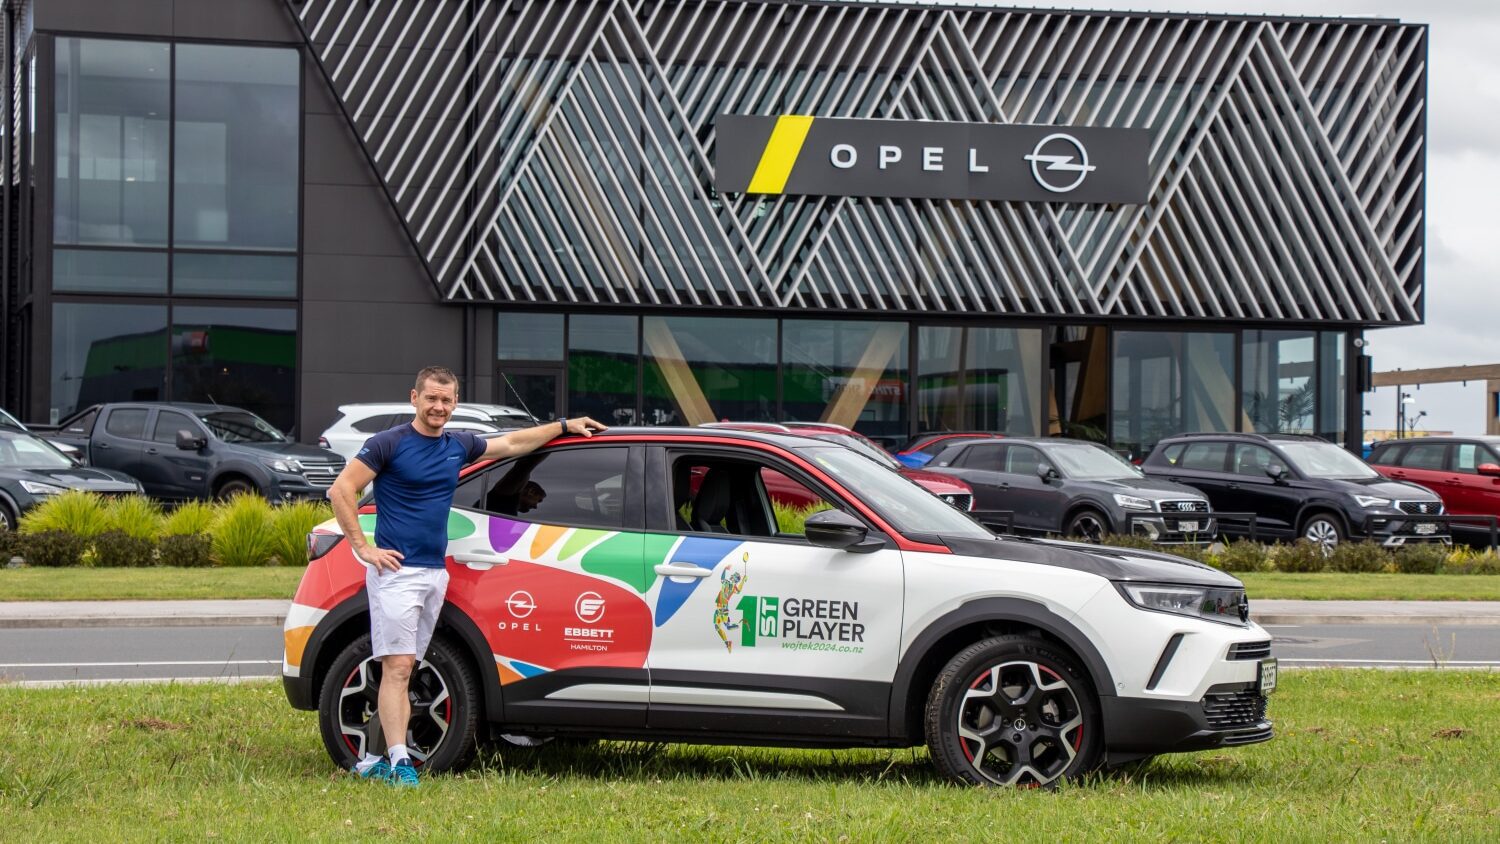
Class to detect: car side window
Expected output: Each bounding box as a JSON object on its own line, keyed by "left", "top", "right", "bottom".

{"left": 1398, "top": 442, "right": 1449, "bottom": 471}
{"left": 1231, "top": 444, "right": 1277, "bottom": 477}
{"left": 1455, "top": 443, "right": 1481, "bottom": 474}
{"left": 1159, "top": 443, "right": 1185, "bottom": 465}
{"left": 351, "top": 414, "right": 393, "bottom": 434}
{"left": 669, "top": 453, "right": 836, "bottom": 539}
{"left": 1004, "top": 445, "right": 1045, "bottom": 475}
{"left": 960, "top": 443, "right": 1005, "bottom": 472}
{"left": 1178, "top": 442, "right": 1229, "bottom": 472}
{"left": 103, "top": 409, "right": 148, "bottom": 440}
{"left": 151, "top": 410, "right": 198, "bottom": 444}
{"left": 1369, "top": 444, "right": 1404, "bottom": 466}
{"left": 470, "top": 447, "right": 628, "bottom": 529}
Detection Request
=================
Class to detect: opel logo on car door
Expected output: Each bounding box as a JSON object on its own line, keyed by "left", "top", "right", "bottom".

{"left": 1024, "top": 133, "right": 1097, "bottom": 193}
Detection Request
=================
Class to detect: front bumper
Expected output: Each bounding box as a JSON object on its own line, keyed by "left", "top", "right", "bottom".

{"left": 284, "top": 673, "right": 316, "bottom": 711}
{"left": 1128, "top": 515, "right": 1216, "bottom": 544}
{"left": 1102, "top": 682, "right": 1272, "bottom": 754}
{"left": 1361, "top": 514, "right": 1452, "bottom": 546}
{"left": 269, "top": 475, "right": 333, "bottom": 502}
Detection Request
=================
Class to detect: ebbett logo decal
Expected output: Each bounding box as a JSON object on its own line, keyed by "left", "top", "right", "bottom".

{"left": 575, "top": 592, "right": 606, "bottom": 624}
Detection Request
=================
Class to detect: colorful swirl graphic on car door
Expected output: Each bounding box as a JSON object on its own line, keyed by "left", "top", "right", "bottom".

{"left": 438, "top": 510, "right": 744, "bottom": 685}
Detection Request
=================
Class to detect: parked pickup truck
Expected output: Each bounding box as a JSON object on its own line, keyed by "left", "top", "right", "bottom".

{"left": 36, "top": 402, "right": 345, "bottom": 502}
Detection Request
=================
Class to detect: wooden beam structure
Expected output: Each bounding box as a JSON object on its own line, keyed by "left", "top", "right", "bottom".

{"left": 1372, "top": 364, "right": 1500, "bottom": 388}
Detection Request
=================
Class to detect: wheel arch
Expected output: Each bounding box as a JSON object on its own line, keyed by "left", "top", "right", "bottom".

{"left": 1063, "top": 501, "right": 1115, "bottom": 534}
{"left": 0, "top": 488, "right": 21, "bottom": 527}
{"left": 887, "top": 597, "right": 1116, "bottom": 742}
{"left": 210, "top": 467, "right": 266, "bottom": 498}
{"left": 1295, "top": 504, "right": 1348, "bottom": 536}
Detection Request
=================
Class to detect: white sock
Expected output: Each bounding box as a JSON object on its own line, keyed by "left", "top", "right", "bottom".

{"left": 388, "top": 744, "right": 410, "bottom": 765}
{"left": 354, "top": 753, "right": 382, "bottom": 773}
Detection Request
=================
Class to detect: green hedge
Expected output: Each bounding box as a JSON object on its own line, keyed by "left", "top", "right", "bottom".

{"left": 1095, "top": 534, "right": 1500, "bottom": 575}
{"left": 10, "top": 491, "right": 333, "bottom": 569}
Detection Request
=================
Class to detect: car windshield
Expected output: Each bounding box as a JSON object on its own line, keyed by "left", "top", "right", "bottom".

{"left": 1278, "top": 441, "right": 1378, "bottom": 479}
{"left": 0, "top": 408, "right": 24, "bottom": 430}
{"left": 813, "top": 432, "right": 901, "bottom": 469}
{"left": 804, "top": 446, "right": 993, "bottom": 539}
{"left": 197, "top": 410, "right": 287, "bottom": 443}
{"left": 1045, "top": 442, "right": 1144, "bottom": 480}
{"left": 0, "top": 430, "right": 75, "bottom": 469}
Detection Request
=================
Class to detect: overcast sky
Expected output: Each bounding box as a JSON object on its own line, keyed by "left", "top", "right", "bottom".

{"left": 926, "top": 0, "right": 1495, "bottom": 436}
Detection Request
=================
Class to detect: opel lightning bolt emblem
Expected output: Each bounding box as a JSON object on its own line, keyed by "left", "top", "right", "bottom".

{"left": 1024, "top": 133, "right": 1097, "bottom": 193}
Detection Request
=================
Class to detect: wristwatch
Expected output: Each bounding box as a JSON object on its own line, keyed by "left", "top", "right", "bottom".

{"left": 556, "top": 416, "right": 568, "bottom": 436}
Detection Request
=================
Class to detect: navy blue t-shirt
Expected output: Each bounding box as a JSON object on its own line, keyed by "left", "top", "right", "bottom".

{"left": 355, "top": 426, "right": 488, "bottom": 568}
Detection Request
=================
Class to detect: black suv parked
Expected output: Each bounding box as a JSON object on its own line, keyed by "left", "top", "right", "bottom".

{"left": 1142, "top": 433, "right": 1449, "bottom": 550}
{"left": 923, "top": 437, "right": 1213, "bottom": 542}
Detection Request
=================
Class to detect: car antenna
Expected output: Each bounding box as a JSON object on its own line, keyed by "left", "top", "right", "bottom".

{"left": 206, "top": 392, "right": 222, "bottom": 408}
{"left": 499, "top": 372, "right": 538, "bottom": 420}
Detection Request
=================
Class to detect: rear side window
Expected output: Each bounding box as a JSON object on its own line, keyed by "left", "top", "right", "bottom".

{"left": 103, "top": 408, "right": 148, "bottom": 440}
{"left": 352, "top": 414, "right": 394, "bottom": 434}
{"left": 478, "top": 447, "right": 628, "bottom": 529}
{"left": 64, "top": 408, "right": 100, "bottom": 435}
{"left": 1158, "top": 443, "right": 1185, "bottom": 465}
{"left": 1178, "top": 442, "right": 1230, "bottom": 472}
{"left": 960, "top": 443, "right": 1005, "bottom": 472}
{"left": 1369, "top": 444, "right": 1404, "bottom": 466}
{"left": 1398, "top": 442, "right": 1449, "bottom": 471}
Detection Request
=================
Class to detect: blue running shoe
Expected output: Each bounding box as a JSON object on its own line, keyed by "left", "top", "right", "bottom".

{"left": 390, "top": 759, "right": 419, "bottom": 788}
{"left": 354, "top": 759, "right": 391, "bottom": 782}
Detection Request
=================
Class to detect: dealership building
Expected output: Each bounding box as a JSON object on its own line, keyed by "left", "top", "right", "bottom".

{"left": 0, "top": 0, "right": 1426, "bottom": 455}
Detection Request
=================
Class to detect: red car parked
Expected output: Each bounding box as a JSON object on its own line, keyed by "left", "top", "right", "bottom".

{"left": 702, "top": 422, "right": 976, "bottom": 511}
{"left": 1368, "top": 436, "right": 1500, "bottom": 544}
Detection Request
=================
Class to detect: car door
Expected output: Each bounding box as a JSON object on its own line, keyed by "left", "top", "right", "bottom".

{"left": 1392, "top": 441, "right": 1453, "bottom": 507}
{"left": 642, "top": 445, "right": 904, "bottom": 740}
{"left": 93, "top": 408, "right": 150, "bottom": 488}
{"left": 996, "top": 444, "right": 1071, "bottom": 533}
{"left": 138, "top": 409, "right": 213, "bottom": 499}
{"left": 1450, "top": 442, "right": 1500, "bottom": 521}
{"left": 935, "top": 442, "right": 1010, "bottom": 513}
{"left": 1225, "top": 444, "right": 1299, "bottom": 537}
{"left": 440, "top": 444, "right": 651, "bottom": 729}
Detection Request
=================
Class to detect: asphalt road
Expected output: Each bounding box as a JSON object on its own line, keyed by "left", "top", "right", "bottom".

{"left": 3, "top": 622, "right": 1498, "bottom": 686}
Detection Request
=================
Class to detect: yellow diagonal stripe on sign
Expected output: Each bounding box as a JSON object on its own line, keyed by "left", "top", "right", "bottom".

{"left": 746, "top": 115, "right": 814, "bottom": 194}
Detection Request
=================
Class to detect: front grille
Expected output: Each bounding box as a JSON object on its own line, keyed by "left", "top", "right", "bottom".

{"left": 1398, "top": 500, "right": 1443, "bottom": 515}
{"left": 939, "top": 493, "right": 973, "bottom": 511}
{"left": 1228, "top": 641, "right": 1272, "bottom": 661}
{"left": 1160, "top": 500, "right": 1209, "bottom": 513}
{"left": 302, "top": 464, "right": 340, "bottom": 488}
{"left": 1221, "top": 726, "right": 1275, "bottom": 746}
{"left": 1202, "top": 685, "right": 1268, "bottom": 730}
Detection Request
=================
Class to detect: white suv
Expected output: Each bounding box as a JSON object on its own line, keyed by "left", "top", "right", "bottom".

{"left": 318, "top": 402, "right": 536, "bottom": 460}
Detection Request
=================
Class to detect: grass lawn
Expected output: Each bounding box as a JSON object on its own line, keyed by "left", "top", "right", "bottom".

{"left": 0, "top": 566, "right": 304, "bottom": 601}
{"left": 5, "top": 566, "right": 1500, "bottom": 602}
{"left": 2, "top": 671, "right": 1497, "bottom": 840}
{"left": 1238, "top": 572, "right": 1500, "bottom": 601}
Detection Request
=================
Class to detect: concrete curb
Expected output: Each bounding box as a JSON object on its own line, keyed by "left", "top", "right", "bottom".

{"left": 1252, "top": 613, "right": 1500, "bottom": 626}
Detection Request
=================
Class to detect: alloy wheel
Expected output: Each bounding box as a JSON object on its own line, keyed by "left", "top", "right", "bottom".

{"left": 336, "top": 656, "right": 452, "bottom": 766}
{"left": 1303, "top": 518, "right": 1341, "bottom": 555}
{"left": 1068, "top": 513, "right": 1106, "bottom": 544}
{"left": 955, "top": 660, "right": 1085, "bottom": 787}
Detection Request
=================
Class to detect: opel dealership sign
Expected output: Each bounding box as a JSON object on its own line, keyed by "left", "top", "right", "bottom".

{"left": 715, "top": 115, "right": 1150, "bottom": 204}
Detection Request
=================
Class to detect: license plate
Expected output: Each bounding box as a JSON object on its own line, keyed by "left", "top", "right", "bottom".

{"left": 1259, "top": 658, "right": 1278, "bottom": 695}
{"left": 1414, "top": 522, "right": 1437, "bottom": 535}
{"left": 1176, "top": 520, "right": 1200, "bottom": 533}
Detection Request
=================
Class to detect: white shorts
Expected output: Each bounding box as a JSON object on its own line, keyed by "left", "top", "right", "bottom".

{"left": 365, "top": 565, "right": 450, "bottom": 660}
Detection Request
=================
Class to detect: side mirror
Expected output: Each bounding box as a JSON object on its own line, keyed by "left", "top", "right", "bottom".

{"left": 1266, "top": 463, "right": 1289, "bottom": 482}
{"left": 1479, "top": 463, "right": 1500, "bottom": 477}
{"left": 176, "top": 429, "right": 207, "bottom": 451}
{"left": 804, "top": 509, "right": 884, "bottom": 554}
{"left": 1036, "top": 463, "right": 1059, "bottom": 482}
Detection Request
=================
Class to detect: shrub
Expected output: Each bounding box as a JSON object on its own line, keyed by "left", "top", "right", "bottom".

{"left": 1327, "top": 541, "right": 1390, "bottom": 574}
{"left": 18, "top": 530, "right": 89, "bottom": 567}
{"left": 771, "top": 501, "right": 834, "bottom": 535}
{"left": 1214, "top": 539, "right": 1269, "bottom": 573}
{"left": 92, "top": 530, "right": 157, "bottom": 568}
{"left": 1097, "top": 533, "right": 1156, "bottom": 550}
{"left": 1446, "top": 548, "right": 1500, "bottom": 575}
{"left": 211, "top": 494, "right": 277, "bottom": 567}
{"left": 1272, "top": 540, "right": 1329, "bottom": 573}
{"left": 270, "top": 501, "right": 333, "bottom": 567}
{"left": 1392, "top": 543, "right": 1448, "bottom": 574}
{"left": 163, "top": 500, "right": 217, "bottom": 537}
{"left": 104, "top": 495, "right": 164, "bottom": 541}
{"left": 19, "top": 490, "right": 110, "bottom": 538}
{"left": 158, "top": 534, "right": 214, "bottom": 568}
{"left": 0, "top": 528, "right": 19, "bottom": 564}
{"left": 1162, "top": 542, "right": 1211, "bottom": 563}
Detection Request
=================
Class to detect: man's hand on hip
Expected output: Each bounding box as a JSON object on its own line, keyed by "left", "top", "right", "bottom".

{"left": 357, "top": 544, "right": 405, "bottom": 573}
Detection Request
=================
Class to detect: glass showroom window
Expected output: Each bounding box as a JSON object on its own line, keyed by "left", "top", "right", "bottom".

{"left": 918, "top": 326, "right": 1042, "bottom": 436}
{"left": 569, "top": 315, "right": 639, "bottom": 426}
{"left": 783, "top": 320, "right": 908, "bottom": 449}
{"left": 642, "top": 316, "right": 777, "bottom": 426}
{"left": 1243, "top": 331, "right": 1316, "bottom": 435}
{"left": 51, "top": 303, "right": 168, "bottom": 422}
{"left": 171, "top": 306, "right": 297, "bottom": 433}
{"left": 1113, "top": 331, "right": 1235, "bottom": 458}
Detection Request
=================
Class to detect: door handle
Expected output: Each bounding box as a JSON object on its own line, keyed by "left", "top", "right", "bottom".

{"left": 1226, "top": 483, "right": 1239, "bottom": 490}
{"left": 453, "top": 550, "right": 509, "bottom": 570}
{"left": 654, "top": 562, "right": 713, "bottom": 578}
{"left": 97, "top": 442, "right": 111, "bottom": 449}
{"left": 146, "top": 448, "right": 160, "bottom": 455}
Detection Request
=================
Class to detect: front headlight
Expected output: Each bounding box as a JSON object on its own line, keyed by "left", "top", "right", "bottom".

{"left": 1113, "top": 493, "right": 1153, "bottom": 510}
{"left": 19, "top": 480, "right": 67, "bottom": 495}
{"left": 1118, "top": 582, "right": 1248, "bottom": 626}
{"left": 1353, "top": 495, "right": 1392, "bottom": 509}
{"left": 263, "top": 457, "right": 303, "bottom": 474}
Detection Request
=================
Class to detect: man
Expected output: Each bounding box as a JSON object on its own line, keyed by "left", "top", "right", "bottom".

{"left": 327, "top": 366, "right": 605, "bottom": 786}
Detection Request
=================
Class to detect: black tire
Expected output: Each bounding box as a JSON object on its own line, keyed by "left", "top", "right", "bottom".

{"left": 0, "top": 501, "right": 16, "bottom": 533}
{"left": 1300, "top": 512, "right": 1344, "bottom": 554}
{"left": 214, "top": 477, "right": 258, "bottom": 500}
{"left": 1064, "top": 509, "right": 1110, "bottom": 544}
{"left": 924, "top": 635, "right": 1102, "bottom": 788}
{"left": 316, "top": 633, "right": 482, "bottom": 774}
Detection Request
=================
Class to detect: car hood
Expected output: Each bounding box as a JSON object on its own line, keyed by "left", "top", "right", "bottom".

{"left": 1083, "top": 476, "right": 1208, "bottom": 499}
{"left": 1320, "top": 476, "right": 1439, "bottom": 500}
{"left": 937, "top": 533, "right": 1241, "bottom": 588}
{"left": 233, "top": 442, "right": 345, "bottom": 463}
{"left": 3, "top": 466, "right": 139, "bottom": 490}
{"left": 899, "top": 467, "right": 972, "bottom": 495}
